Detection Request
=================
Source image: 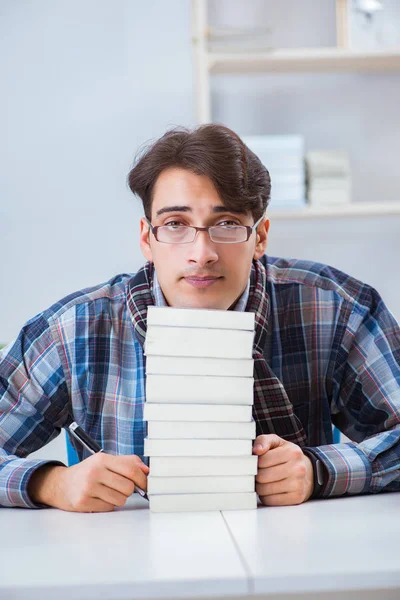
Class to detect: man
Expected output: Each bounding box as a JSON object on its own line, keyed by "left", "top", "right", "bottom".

{"left": 1, "top": 124, "right": 399, "bottom": 512}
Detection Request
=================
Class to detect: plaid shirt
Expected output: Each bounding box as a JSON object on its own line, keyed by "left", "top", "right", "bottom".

{"left": 1, "top": 255, "right": 399, "bottom": 508}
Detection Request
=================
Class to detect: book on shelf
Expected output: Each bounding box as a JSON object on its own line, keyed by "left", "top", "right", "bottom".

{"left": 145, "top": 325, "right": 254, "bottom": 359}
{"left": 145, "top": 374, "right": 254, "bottom": 405}
{"left": 149, "top": 492, "right": 257, "bottom": 513}
{"left": 143, "top": 403, "right": 253, "bottom": 423}
{"left": 242, "top": 135, "right": 306, "bottom": 210}
{"left": 149, "top": 455, "right": 258, "bottom": 477}
{"left": 305, "top": 150, "right": 350, "bottom": 177}
{"left": 144, "top": 437, "right": 252, "bottom": 457}
{"left": 147, "top": 475, "right": 255, "bottom": 495}
{"left": 146, "top": 306, "right": 254, "bottom": 330}
{"left": 308, "top": 177, "right": 351, "bottom": 190}
{"left": 146, "top": 355, "right": 254, "bottom": 377}
{"left": 308, "top": 189, "right": 350, "bottom": 206}
{"left": 147, "top": 419, "right": 256, "bottom": 440}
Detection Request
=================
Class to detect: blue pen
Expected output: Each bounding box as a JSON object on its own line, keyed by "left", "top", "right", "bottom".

{"left": 68, "top": 421, "right": 149, "bottom": 501}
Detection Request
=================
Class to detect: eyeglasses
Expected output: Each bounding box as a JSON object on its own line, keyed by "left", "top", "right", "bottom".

{"left": 145, "top": 214, "right": 264, "bottom": 244}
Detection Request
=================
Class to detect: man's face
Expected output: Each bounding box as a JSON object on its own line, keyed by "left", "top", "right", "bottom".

{"left": 139, "top": 167, "right": 269, "bottom": 310}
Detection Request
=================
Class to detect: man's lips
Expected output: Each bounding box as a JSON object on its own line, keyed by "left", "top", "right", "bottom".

{"left": 183, "top": 276, "right": 222, "bottom": 289}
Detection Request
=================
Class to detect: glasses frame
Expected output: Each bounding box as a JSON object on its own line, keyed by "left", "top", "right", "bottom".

{"left": 145, "top": 214, "right": 264, "bottom": 245}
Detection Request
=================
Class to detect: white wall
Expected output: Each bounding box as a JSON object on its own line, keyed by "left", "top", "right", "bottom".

{"left": 2, "top": 1, "right": 400, "bottom": 463}
{"left": 0, "top": 0, "right": 195, "bottom": 344}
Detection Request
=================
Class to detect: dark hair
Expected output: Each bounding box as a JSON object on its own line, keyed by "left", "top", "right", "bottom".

{"left": 127, "top": 124, "right": 271, "bottom": 222}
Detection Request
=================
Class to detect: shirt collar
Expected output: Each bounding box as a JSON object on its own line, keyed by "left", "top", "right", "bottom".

{"left": 152, "top": 270, "right": 250, "bottom": 312}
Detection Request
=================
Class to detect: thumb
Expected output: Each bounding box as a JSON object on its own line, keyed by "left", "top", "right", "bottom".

{"left": 138, "top": 461, "right": 150, "bottom": 474}
{"left": 252, "top": 434, "right": 285, "bottom": 455}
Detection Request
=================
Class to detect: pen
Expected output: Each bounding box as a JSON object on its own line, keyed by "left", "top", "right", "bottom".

{"left": 68, "top": 421, "right": 149, "bottom": 501}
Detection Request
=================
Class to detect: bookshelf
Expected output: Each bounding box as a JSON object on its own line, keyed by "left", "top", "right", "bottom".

{"left": 192, "top": 0, "right": 400, "bottom": 220}
{"left": 192, "top": 0, "right": 400, "bottom": 123}
{"left": 268, "top": 201, "right": 400, "bottom": 220}
{"left": 209, "top": 47, "right": 400, "bottom": 75}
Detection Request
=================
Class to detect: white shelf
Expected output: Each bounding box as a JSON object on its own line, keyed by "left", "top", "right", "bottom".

{"left": 268, "top": 202, "right": 400, "bottom": 220}
{"left": 209, "top": 47, "right": 400, "bottom": 75}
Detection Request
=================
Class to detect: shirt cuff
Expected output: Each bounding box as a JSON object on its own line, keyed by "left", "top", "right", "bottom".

{"left": 0, "top": 458, "right": 66, "bottom": 508}
{"left": 304, "top": 443, "right": 372, "bottom": 497}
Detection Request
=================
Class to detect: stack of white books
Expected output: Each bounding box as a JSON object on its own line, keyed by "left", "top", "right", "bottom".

{"left": 143, "top": 306, "right": 258, "bottom": 513}
{"left": 306, "top": 150, "right": 351, "bottom": 206}
{"left": 242, "top": 135, "right": 306, "bottom": 210}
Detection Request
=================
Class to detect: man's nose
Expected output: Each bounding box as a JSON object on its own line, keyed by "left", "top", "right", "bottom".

{"left": 186, "top": 229, "right": 219, "bottom": 265}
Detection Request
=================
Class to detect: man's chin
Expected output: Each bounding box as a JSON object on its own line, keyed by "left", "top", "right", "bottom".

{"left": 171, "top": 289, "right": 230, "bottom": 311}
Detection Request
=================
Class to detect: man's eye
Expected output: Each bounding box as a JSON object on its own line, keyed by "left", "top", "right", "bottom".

{"left": 164, "top": 221, "right": 185, "bottom": 228}
{"left": 217, "top": 220, "right": 240, "bottom": 227}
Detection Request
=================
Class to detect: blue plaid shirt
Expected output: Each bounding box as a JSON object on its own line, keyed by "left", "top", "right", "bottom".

{"left": 1, "top": 255, "right": 399, "bottom": 508}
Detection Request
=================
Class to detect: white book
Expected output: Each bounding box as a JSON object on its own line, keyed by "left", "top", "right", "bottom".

{"left": 147, "top": 420, "right": 256, "bottom": 439}
{"left": 147, "top": 475, "right": 255, "bottom": 495}
{"left": 306, "top": 150, "right": 350, "bottom": 176}
{"left": 144, "top": 437, "right": 252, "bottom": 457}
{"left": 147, "top": 306, "right": 254, "bottom": 331}
{"left": 308, "top": 190, "right": 350, "bottom": 205}
{"left": 308, "top": 177, "right": 351, "bottom": 190}
{"left": 145, "top": 326, "right": 254, "bottom": 359}
{"left": 143, "top": 403, "right": 253, "bottom": 423}
{"left": 149, "top": 455, "right": 258, "bottom": 476}
{"left": 149, "top": 492, "right": 257, "bottom": 513}
{"left": 146, "top": 355, "right": 254, "bottom": 378}
{"left": 146, "top": 374, "right": 254, "bottom": 405}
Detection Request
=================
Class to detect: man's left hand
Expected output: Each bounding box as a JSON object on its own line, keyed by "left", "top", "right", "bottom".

{"left": 252, "top": 434, "right": 314, "bottom": 506}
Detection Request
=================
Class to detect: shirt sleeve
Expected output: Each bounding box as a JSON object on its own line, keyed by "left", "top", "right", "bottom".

{"left": 307, "top": 286, "right": 400, "bottom": 498}
{"left": 0, "top": 312, "right": 70, "bottom": 508}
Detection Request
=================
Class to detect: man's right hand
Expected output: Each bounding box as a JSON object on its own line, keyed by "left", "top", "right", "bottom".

{"left": 28, "top": 453, "right": 150, "bottom": 512}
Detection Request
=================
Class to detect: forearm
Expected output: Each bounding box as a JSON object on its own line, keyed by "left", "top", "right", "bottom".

{"left": 0, "top": 456, "right": 65, "bottom": 508}
{"left": 27, "top": 463, "right": 67, "bottom": 507}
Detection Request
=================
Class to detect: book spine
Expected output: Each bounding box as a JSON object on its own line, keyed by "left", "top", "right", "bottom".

{"left": 144, "top": 438, "right": 252, "bottom": 456}
{"left": 143, "top": 403, "right": 253, "bottom": 422}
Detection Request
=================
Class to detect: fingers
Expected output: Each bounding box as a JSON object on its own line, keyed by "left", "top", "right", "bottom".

{"left": 253, "top": 434, "right": 284, "bottom": 455}
{"left": 256, "top": 445, "right": 290, "bottom": 469}
{"left": 253, "top": 439, "right": 313, "bottom": 506}
{"left": 104, "top": 454, "right": 150, "bottom": 482}
{"left": 100, "top": 463, "right": 148, "bottom": 495}
{"left": 80, "top": 498, "right": 116, "bottom": 513}
{"left": 65, "top": 493, "right": 116, "bottom": 513}
{"left": 255, "top": 462, "right": 291, "bottom": 485}
{"left": 259, "top": 492, "right": 305, "bottom": 507}
{"left": 98, "top": 470, "right": 136, "bottom": 498}
{"left": 256, "top": 478, "right": 297, "bottom": 497}
{"left": 68, "top": 454, "right": 149, "bottom": 513}
{"left": 101, "top": 455, "right": 149, "bottom": 494}
{"left": 257, "top": 442, "right": 304, "bottom": 469}
{"left": 92, "top": 483, "right": 130, "bottom": 508}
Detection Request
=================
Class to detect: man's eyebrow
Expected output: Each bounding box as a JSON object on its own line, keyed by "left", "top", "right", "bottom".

{"left": 212, "top": 206, "right": 247, "bottom": 215}
{"left": 155, "top": 205, "right": 247, "bottom": 217}
{"left": 155, "top": 206, "right": 192, "bottom": 217}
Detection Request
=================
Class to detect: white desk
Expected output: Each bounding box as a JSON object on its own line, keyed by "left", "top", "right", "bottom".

{"left": 1, "top": 494, "right": 399, "bottom": 600}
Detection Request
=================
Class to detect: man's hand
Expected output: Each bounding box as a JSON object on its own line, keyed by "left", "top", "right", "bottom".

{"left": 252, "top": 434, "right": 314, "bottom": 506}
{"left": 28, "top": 453, "right": 150, "bottom": 512}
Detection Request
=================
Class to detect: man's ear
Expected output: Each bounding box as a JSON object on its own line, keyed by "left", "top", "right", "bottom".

{"left": 253, "top": 218, "right": 270, "bottom": 260}
{"left": 139, "top": 217, "right": 153, "bottom": 262}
